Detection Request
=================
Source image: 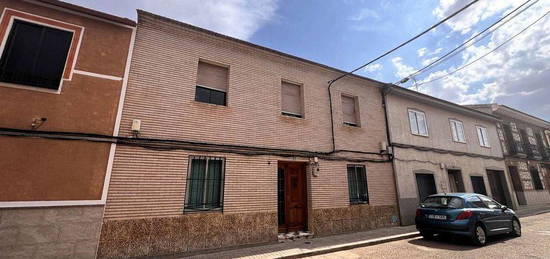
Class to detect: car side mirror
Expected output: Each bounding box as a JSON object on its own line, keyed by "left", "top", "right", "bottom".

{"left": 501, "top": 206, "right": 508, "bottom": 211}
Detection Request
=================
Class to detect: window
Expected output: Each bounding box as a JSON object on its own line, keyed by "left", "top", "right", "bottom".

{"left": 420, "top": 196, "right": 464, "bottom": 209}
{"left": 466, "top": 196, "right": 487, "bottom": 208}
{"left": 479, "top": 195, "right": 501, "bottom": 209}
{"left": 476, "top": 126, "right": 491, "bottom": 147}
{"left": 196, "top": 61, "right": 228, "bottom": 105}
{"left": 347, "top": 165, "right": 369, "bottom": 204}
{"left": 185, "top": 156, "right": 225, "bottom": 211}
{"left": 530, "top": 166, "right": 544, "bottom": 190}
{"left": 408, "top": 109, "right": 428, "bottom": 136}
{"left": 342, "top": 95, "right": 359, "bottom": 127}
{"left": 281, "top": 81, "right": 303, "bottom": 118}
{"left": 0, "top": 20, "right": 73, "bottom": 90}
{"left": 450, "top": 119, "right": 466, "bottom": 143}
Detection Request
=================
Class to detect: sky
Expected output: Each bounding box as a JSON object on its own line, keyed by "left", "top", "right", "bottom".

{"left": 65, "top": 0, "right": 550, "bottom": 121}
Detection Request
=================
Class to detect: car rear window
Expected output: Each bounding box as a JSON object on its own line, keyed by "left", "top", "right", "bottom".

{"left": 421, "top": 196, "right": 464, "bottom": 209}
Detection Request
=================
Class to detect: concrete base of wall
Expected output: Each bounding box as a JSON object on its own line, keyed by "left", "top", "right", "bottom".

{"left": 397, "top": 198, "right": 419, "bottom": 226}
{"left": 0, "top": 205, "right": 104, "bottom": 258}
{"left": 310, "top": 205, "right": 400, "bottom": 236}
{"left": 98, "top": 211, "right": 278, "bottom": 258}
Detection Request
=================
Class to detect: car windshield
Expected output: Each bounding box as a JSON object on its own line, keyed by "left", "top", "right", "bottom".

{"left": 421, "top": 196, "right": 464, "bottom": 209}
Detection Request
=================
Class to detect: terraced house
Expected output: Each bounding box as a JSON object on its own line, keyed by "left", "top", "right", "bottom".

{"left": 383, "top": 86, "right": 517, "bottom": 225}
{"left": 0, "top": 0, "right": 135, "bottom": 257}
{"left": 97, "top": 10, "right": 399, "bottom": 258}
{"left": 468, "top": 104, "right": 550, "bottom": 206}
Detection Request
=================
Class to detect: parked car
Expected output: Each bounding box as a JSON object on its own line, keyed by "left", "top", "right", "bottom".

{"left": 415, "top": 193, "right": 521, "bottom": 245}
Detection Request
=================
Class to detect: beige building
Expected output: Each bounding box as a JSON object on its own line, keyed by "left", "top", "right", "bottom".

{"left": 98, "top": 10, "right": 399, "bottom": 258}
{"left": 468, "top": 104, "right": 550, "bottom": 206}
{"left": 383, "top": 86, "right": 517, "bottom": 225}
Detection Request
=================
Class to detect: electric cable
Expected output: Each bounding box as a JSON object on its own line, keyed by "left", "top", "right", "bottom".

{"left": 396, "top": 0, "right": 537, "bottom": 84}
{"left": 415, "top": 9, "right": 549, "bottom": 87}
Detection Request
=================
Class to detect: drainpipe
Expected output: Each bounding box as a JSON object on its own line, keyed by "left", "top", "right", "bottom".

{"left": 327, "top": 80, "right": 337, "bottom": 152}
{"left": 381, "top": 84, "right": 403, "bottom": 225}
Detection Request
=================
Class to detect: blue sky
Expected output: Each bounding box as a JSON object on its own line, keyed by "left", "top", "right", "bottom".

{"left": 65, "top": 0, "right": 550, "bottom": 121}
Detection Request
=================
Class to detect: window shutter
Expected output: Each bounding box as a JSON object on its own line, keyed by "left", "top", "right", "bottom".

{"left": 342, "top": 95, "right": 357, "bottom": 124}
{"left": 197, "top": 61, "right": 228, "bottom": 91}
{"left": 417, "top": 112, "right": 427, "bottom": 135}
{"left": 450, "top": 121, "right": 458, "bottom": 141}
{"left": 456, "top": 121, "right": 465, "bottom": 142}
{"left": 281, "top": 81, "right": 302, "bottom": 115}
{"left": 409, "top": 111, "right": 418, "bottom": 134}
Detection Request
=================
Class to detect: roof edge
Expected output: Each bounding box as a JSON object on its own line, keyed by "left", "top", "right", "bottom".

{"left": 385, "top": 85, "right": 501, "bottom": 122}
{"left": 470, "top": 103, "right": 550, "bottom": 127}
{"left": 32, "top": 0, "right": 136, "bottom": 26}
{"left": 136, "top": 9, "right": 385, "bottom": 87}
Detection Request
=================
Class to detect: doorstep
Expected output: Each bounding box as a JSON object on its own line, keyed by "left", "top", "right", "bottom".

{"left": 181, "top": 225, "right": 419, "bottom": 259}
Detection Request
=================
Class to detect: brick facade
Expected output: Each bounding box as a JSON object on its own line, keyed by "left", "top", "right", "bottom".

{"left": 99, "top": 11, "right": 398, "bottom": 257}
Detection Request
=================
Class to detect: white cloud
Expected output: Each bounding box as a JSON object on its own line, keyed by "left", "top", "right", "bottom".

{"left": 433, "top": 0, "right": 515, "bottom": 34}
{"left": 429, "top": 47, "right": 443, "bottom": 55}
{"left": 417, "top": 47, "right": 428, "bottom": 57}
{"left": 350, "top": 8, "right": 380, "bottom": 21}
{"left": 391, "top": 57, "right": 415, "bottom": 79}
{"left": 413, "top": 0, "right": 550, "bottom": 120}
{"left": 364, "top": 63, "right": 383, "bottom": 72}
{"left": 65, "top": 0, "right": 279, "bottom": 40}
{"left": 421, "top": 56, "right": 439, "bottom": 66}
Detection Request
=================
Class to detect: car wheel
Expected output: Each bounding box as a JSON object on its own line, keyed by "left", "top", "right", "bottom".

{"left": 510, "top": 219, "right": 521, "bottom": 237}
{"left": 420, "top": 230, "right": 435, "bottom": 240}
{"left": 472, "top": 224, "right": 487, "bottom": 246}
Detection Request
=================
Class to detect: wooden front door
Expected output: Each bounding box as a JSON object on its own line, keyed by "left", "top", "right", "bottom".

{"left": 278, "top": 161, "right": 307, "bottom": 233}
{"left": 415, "top": 173, "right": 437, "bottom": 202}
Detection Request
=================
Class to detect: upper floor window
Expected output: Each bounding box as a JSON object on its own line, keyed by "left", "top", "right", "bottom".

{"left": 347, "top": 165, "right": 369, "bottom": 204}
{"left": 281, "top": 81, "right": 303, "bottom": 118}
{"left": 185, "top": 156, "right": 225, "bottom": 211}
{"left": 342, "top": 95, "right": 359, "bottom": 127}
{"left": 196, "top": 61, "right": 228, "bottom": 106}
{"left": 408, "top": 109, "right": 428, "bottom": 136}
{"left": 0, "top": 20, "right": 73, "bottom": 91}
{"left": 449, "top": 119, "right": 466, "bottom": 143}
{"left": 476, "top": 126, "right": 491, "bottom": 148}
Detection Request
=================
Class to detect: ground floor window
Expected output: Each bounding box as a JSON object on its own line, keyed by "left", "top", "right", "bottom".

{"left": 530, "top": 166, "right": 544, "bottom": 190}
{"left": 185, "top": 156, "right": 225, "bottom": 211}
{"left": 347, "top": 165, "right": 369, "bottom": 204}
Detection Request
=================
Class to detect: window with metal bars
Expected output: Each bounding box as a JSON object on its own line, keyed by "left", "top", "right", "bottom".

{"left": 0, "top": 20, "right": 73, "bottom": 90}
{"left": 347, "top": 165, "right": 369, "bottom": 204}
{"left": 185, "top": 156, "right": 225, "bottom": 211}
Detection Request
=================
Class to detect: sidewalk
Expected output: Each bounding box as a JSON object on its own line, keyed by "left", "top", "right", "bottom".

{"left": 175, "top": 225, "right": 418, "bottom": 259}
{"left": 167, "top": 203, "right": 550, "bottom": 259}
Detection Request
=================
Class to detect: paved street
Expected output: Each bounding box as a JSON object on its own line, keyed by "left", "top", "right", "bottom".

{"left": 308, "top": 212, "right": 550, "bottom": 259}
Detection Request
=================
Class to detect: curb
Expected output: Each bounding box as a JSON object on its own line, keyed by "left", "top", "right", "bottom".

{"left": 276, "top": 231, "right": 421, "bottom": 258}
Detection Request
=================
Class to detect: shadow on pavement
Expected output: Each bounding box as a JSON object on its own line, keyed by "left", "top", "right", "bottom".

{"left": 408, "top": 233, "right": 517, "bottom": 251}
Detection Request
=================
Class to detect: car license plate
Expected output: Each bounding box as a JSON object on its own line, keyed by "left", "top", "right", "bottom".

{"left": 427, "top": 214, "right": 447, "bottom": 220}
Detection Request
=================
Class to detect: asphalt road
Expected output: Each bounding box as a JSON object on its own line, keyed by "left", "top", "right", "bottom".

{"left": 308, "top": 212, "right": 550, "bottom": 259}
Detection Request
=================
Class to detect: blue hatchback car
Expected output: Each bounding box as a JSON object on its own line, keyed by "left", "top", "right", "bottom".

{"left": 415, "top": 193, "right": 521, "bottom": 245}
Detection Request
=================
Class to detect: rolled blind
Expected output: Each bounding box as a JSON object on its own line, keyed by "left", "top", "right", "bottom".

{"left": 281, "top": 81, "right": 302, "bottom": 115}
{"left": 197, "top": 61, "right": 228, "bottom": 91}
{"left": 342, "top": 95, "right": 357, "bottom": 124}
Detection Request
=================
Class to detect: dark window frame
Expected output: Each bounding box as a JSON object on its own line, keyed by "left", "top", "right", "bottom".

{"left": 0, "top": 19, "right": 73, "bottom": 91}
{"left": 195, "top": 85, "right": 227, "bottom": 106}
{"left": 184, "top": 156, "right": 225, "bottom": 212}
{"left": 347, "top": 164, "right": 369, "bottom": 205}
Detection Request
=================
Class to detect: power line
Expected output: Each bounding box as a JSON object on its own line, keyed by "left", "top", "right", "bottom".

{"left": 415, "top": 10, "right": 549, "bottom": 87}
{"left": 326, "top": 0, "right": 479, "bottom": 152}
{"left": 327, "top": 0, "right": 479, "bottom": 84}
{"left": 397, "top": 0, "right": 537, "bottom": 84}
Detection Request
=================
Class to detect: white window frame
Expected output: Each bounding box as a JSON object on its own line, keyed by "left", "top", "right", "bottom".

{"left": 449, "top": 119, "right": 466, "bottom": 143}
{"left": 476, "top": 126, "right": 491, "bottom": 148}
{"left": 408, "top": 109, "right": 429, "bottom": 137}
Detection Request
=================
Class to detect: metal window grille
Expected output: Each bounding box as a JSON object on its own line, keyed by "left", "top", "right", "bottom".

{"left": 347, "top": 165, "right": 369, "bottom": 204}
{"left": 184, "top": 156, "right": 225, "bottom": 211}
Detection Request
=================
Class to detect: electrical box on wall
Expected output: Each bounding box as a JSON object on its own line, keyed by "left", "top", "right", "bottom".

{"left": 131, "top": 119, "right": 141, "bottom": 133}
